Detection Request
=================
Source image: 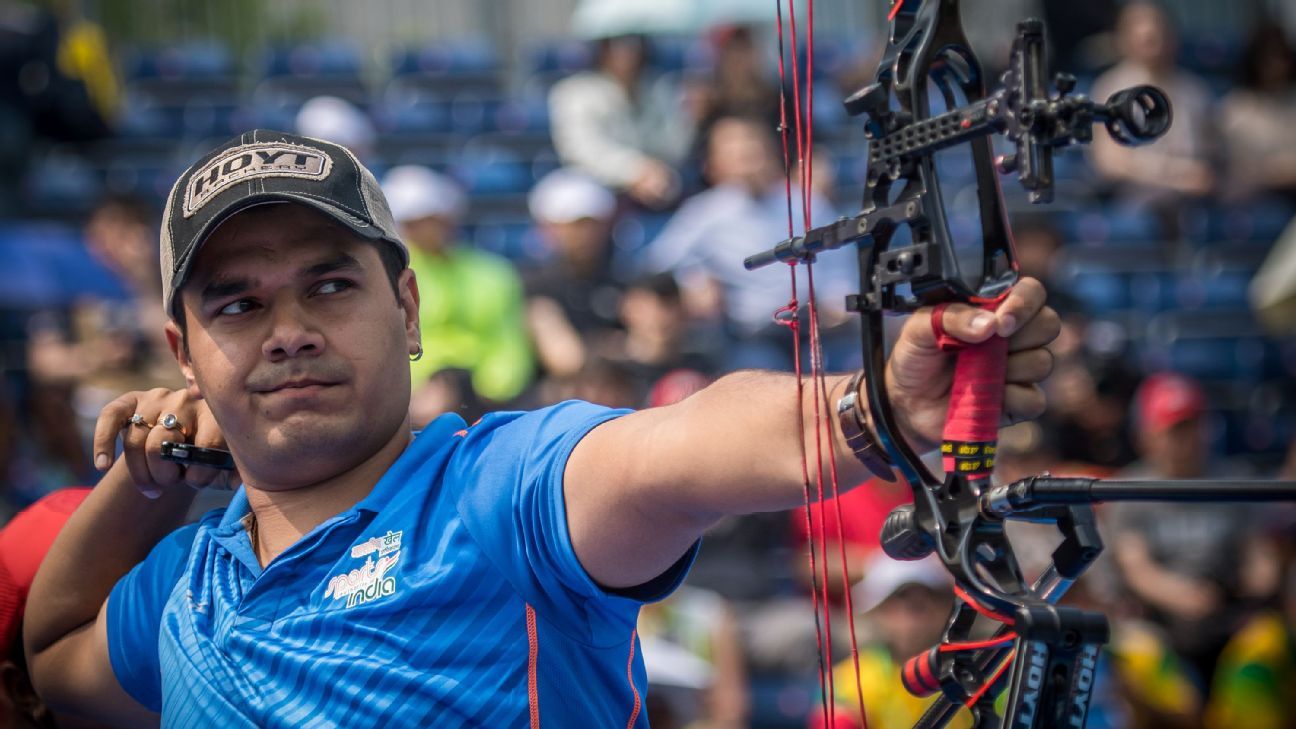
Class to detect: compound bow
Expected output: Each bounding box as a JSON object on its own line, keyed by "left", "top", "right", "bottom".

{"left": 748, "top": 2, "right": 1296, "bottom": 728}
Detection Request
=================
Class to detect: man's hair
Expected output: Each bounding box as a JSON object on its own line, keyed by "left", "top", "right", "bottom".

{"left": 173, "top": 241, "right": 406, "bottom": 346}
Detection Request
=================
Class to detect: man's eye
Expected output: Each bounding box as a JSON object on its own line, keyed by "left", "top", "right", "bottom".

{"left": 217, "top": 300, "right": 255, "bottom": 317}
{"left": 315, "top": 280, "right": 353, "bottom": 296}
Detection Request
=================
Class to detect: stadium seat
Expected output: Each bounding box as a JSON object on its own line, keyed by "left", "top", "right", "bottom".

{"left": 373, "top": 86, "right": 452, "bottom": 135}
{"left": 466, "top": 218, "right": 544, "bottom": 261}
{"left": 449, "top": 144, "right": 533, "bottom": 196}
{"left": 389, "top": 39, "right": 501, "bottom": 95}
{"left": 1143, "top": 311, "right": 1285, "bottom": 382}
{"left": 21, "top": 152, "right": 102, "bottom": 216}
{"left": 1056, "top": 208, "right": 1162, "bottom": 246}
{"left": 0, "top": 223, "right": 126, "bottom": 308}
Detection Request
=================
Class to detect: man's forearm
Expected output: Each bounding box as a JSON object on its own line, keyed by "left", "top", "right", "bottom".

{"left": 24, "top": 459, "right": 194, "bottom": 658}
{"left": 642, "top": 369, "right": 900, "bottom": 517}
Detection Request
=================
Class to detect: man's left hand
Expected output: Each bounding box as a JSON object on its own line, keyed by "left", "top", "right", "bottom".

{"left": 883, "top": 277, "right": 1060, "bottom": 453}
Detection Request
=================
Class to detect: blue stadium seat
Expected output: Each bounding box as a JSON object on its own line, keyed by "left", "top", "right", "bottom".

{"left": 120, "top": 41, "right": 236, "bottom": 83}
{"left": 1203, "top": 202, "right": 1295, "bottom": 244}
{"left": 449, "top": 145, "right": 533, "bottom": 196}
{"left": 260, "top": 40, "right": 363, "bottom": 79}
{"left": 1056, "top": 208, "right": 1162, "bottom": 246}
{"left": 391, "top": 38, "right": 499, "bottom": 76}
{"left": 1174, "top": 268, "right": 1254, "bottom": 311}
{"left": 1144, "top": 312, "right": 1286, "bottom": 382}
{"left": 0, "top": 223, "right": 127, "bottom": 308}
{"left": 22, "top": 153, "right": 102, "bottom": 215}
{"left": 466, "top": 218, "right": 544, "bottom": 261}
{"left": 373, "top": 86, "right": 451, "bottom": 135}
{"left": 527, "top": 40, "right": 592, "bottom": 76}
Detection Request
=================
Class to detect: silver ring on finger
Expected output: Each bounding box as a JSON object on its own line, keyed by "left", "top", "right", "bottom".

{"left": 159, "top": 413, "right": 184, "bottom": 432}
{"left": 128, "top": 413, "right": 150, "bottom": 428}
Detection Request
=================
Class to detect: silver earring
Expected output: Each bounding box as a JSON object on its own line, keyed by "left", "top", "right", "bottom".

{"left": 410, "top": 345, "right": 423, "bottom": 362}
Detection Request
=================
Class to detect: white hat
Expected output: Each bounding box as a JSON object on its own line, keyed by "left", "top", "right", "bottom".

{"left": 528, "top": 168, "right": 616, "bottom": 223}
{"left": 295, "top": 96, "right": 376, "bottom": 153}
{"left": 852, "top": 553, "right": 950, "bottom": 613}
{"left": 381, "top": 165, "right": 468, "bottom": 222}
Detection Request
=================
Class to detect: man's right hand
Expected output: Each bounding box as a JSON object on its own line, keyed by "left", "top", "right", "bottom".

{"left": 92, "top": 388, "right": 235, "bottom": 498}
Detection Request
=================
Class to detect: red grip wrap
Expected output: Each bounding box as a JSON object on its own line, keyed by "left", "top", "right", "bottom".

{"left": 932, "top": 303, "right": 1008, "bottom": 476}
{"left": 901, "top": 647, "right": 941, "bottom": 697}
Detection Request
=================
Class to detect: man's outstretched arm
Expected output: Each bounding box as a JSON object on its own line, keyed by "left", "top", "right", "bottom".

{"left": 565, "top": 278, "right": 1059, "bottom": 589}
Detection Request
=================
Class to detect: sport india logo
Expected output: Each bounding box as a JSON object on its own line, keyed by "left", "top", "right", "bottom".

{"left": 324, "top": 530, "right": 403, "bottom": 609}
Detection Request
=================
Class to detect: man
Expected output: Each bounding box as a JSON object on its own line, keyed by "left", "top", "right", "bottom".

{"left": 643, "top": 115, "right": 856, "bottom": 372}
{"left": 24, "top": 130, "right": 1058, "bottom": 726}
{"left": 1107, "top": 372, "right": 1274, "bottom": 684}
{"left": 524, "top": 168, "right": 623, "bottom": 381}
{"left": 825, "top": 555, "right": 960, "bottom": 729}
{"left": 548, "top": 33, "right": 690, "bottom": 208}
{"left": 1090, "top": 2, "right": 1216, "bottom": 212}
{"left": 381, "top": 164, "right": 532, "bottom": 415}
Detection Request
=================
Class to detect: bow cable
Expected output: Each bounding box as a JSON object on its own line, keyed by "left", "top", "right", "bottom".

{"left": 775, "top": 2, "right": 870, "bottom": 726}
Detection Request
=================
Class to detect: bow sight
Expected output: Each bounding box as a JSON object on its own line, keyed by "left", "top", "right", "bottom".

{"left": 747, "top": 2, "right": 1294, "bottom": 728}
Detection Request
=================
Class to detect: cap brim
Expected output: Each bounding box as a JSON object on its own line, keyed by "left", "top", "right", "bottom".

{"left": 168, "top": 192, "right": 405, "bottom": 315}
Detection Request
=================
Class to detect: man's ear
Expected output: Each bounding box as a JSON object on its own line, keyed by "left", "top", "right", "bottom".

{"left": 399, "top": 268, "right": 421, "bottom": 355}
{"left": 164, "top": 319, "right": 203, "bottom": 400}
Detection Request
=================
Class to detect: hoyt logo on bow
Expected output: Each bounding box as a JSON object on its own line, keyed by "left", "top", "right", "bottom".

{"left": 324, "top": 530, "right": 403, "bottom": 609}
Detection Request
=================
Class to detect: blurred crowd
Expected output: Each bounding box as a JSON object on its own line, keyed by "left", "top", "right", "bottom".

{"left": 3, "top": 1, "right": 1296, "bottom": 727}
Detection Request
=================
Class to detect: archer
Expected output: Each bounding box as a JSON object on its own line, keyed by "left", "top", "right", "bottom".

{"left": 23, "top": 129, "right": 1059, "bottom": 726}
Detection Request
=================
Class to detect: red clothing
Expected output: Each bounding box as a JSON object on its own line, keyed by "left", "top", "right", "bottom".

{"left": 790, "top": 477, "right": 913, "bottom": 554}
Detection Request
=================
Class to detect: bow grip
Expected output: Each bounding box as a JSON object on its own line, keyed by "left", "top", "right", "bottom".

{"left": 932, "top": 303, "right": 1009, "bottom": 478}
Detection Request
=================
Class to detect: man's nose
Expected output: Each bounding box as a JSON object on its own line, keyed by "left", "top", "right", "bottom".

{"left": 263, "top": 299, "right": 325, "bottom": 360}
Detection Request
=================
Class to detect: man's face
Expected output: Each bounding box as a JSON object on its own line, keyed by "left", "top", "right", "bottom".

{"left": 167, "top": 204, "right": 419, "bottom": 490}
{"left": 1119, "top": 4, "right": 1175, "bottom": 70}
{"left": 706, "top": 118, "right": 777, "bottom": 192}
{"left": 543, "top": 218, "right": 610, "bottom": 266}
{"left": 400, "top": 214, "right": 456, "bottom": 255}
{"left": 1140, "top": 416, "right": 1207, "bottom": 479}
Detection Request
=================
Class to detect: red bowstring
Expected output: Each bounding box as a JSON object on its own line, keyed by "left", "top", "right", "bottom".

{"left": 888, "top": 0, "right": 905, "bottom": 21}
{"left": 953, "top": 585, "right": 1018, "bottom": 626}
{"left": 778, "top": 2, "right": 870, "bottom": 727}
{"left": 964, "top": 650, "right": 1017, "bottom": 709}
{"left": 773, "top": 2, "right": 832, "bottom": 725}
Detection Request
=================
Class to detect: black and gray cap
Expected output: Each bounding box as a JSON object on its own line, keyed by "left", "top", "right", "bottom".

{"left": 160, "top": 129, "right": 407, "bottom": 316}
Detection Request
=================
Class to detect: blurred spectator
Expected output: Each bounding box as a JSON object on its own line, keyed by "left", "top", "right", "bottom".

{"left": 690, "top": 25, "right": 780, "bottom": 142}
{"left": 381, "top": 165, "right": 533, "bottom": 424}
{"left": 26, "top": 195, "right": 182, "bottom": 457}
{"left": 295, "top": 95, "right": 377, "bottom": 164}
{"left": 1041, "top": 307, "right": 1140, "bottom": 471}
{"left": 524, "top": 169, "right": 623, "bottom": 381}
{"left": 642, "top": 115, "right": 855, "bottom": 372}
{"left": 1106, "top": 372, "right": 1277, "bottom": 685}
{"left": 549, "top": 34, "right": 693, "bottom": 208}
{"left": 1090, "top": 2, "right": 1216, "bottom": 224}
{"left": 0, "top": 487, "right": 110, "bottom": 729}
{"left": 1219, "top": 24, "right": 1296, "bottom": 205}
{"left": 1205, "top": 560, "right": 1296, "bottom": 729}
{"left": 822, "top": 555, "right": 963, "bottom": 729}
{"left": 639, "top": 585, "right": 749, "bottom": 729}
{"left": 1040, "top": 0, "right": 1120, "bottom": 70}
{"left": 0, "top": 4, "right": 116, "bottom": 216}
{"left": 587, "top": 273, "right": 717, "bottom": 405}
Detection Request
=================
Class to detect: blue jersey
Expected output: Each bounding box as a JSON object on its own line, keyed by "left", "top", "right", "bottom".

{"left": 106, "top": 402, "right": 694, "bottom": 727}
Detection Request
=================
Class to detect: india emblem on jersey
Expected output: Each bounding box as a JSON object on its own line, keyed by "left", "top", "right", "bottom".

{"left": 324, "top": 530, "right": 404, "bottom": 609}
